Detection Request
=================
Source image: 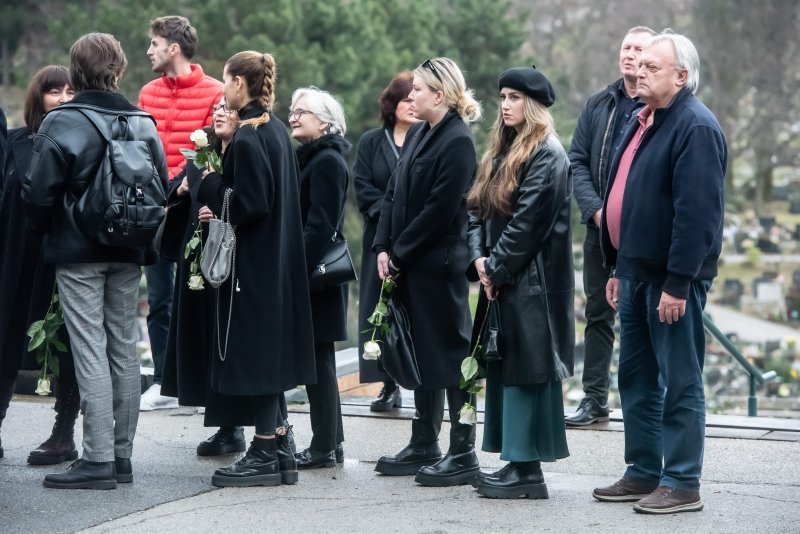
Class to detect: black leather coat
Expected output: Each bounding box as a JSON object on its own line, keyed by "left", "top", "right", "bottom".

{"left": 467, "top": 134, "right": 575, "bottom": 385}
{"left": 22, "top": 90, "right": 168, "bottom": 265}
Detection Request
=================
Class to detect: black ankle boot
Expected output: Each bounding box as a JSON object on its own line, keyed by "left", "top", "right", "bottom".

{"left": 28, "top": 376, "right": 80, "bottom": 465}
{"left": 276, "top": 425, "right": 298, "bottom": 485}
{"left": 0, "top": 376, "right": 14, "bottom": 459}
{"left": 212, "top": 438, "right": 281, "bottom": 487}
{"left": 196, "top": 426, "right": 246, "bottom": 456}
{"left": 476, "top": 461, "right": 548, "bottom": 499}
{"left": 43, "top": 459, "right": 117, "bottom": 490}
{"left": 115, "top": 457, "right": 133, "bottom": 483}
{"left": 370, "top": 383, "right": 402, "bottom": 412}
{"left": 415, "top": 416, "right": 479, "bottom": 487}
{"left": 375, "top": 441, "right": 443, "bottom": 476}
{"left": 335, "top": 443, "right": 344, "bottom": 464}
{"left": 295, "top": 447, "right": 336, "bottom": 470}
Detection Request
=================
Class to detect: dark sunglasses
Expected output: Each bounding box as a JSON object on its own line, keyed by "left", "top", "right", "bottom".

{"left": 422, "top": 58, "right": 443, "bottom": 83}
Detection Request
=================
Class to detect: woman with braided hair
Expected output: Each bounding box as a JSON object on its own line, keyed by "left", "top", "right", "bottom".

{"left": 197, "top": 51, "right": 316, "bottom": 488}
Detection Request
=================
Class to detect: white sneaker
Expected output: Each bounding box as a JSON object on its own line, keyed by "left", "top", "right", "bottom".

{"left": 139, "top": 383, "right": 178, "bottom": 411}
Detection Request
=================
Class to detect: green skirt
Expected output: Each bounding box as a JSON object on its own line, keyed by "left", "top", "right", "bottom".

{"left": 482, "top": 361, "right": 570, "bottom": 462}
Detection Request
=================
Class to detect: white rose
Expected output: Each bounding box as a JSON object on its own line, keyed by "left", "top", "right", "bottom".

{"left": 35, "top": 377, "right": 51, "bottom": 396}
{"left": 362, "top": 340, "right": 381, "bottom": 360}
{"left": 190, "top": 129, "right": 209, "bottom": 148}
{"left": 188, "top": 274, "right": 205, "bottom": 291}
{"left": 459, "top": 403, "right": 478, "bottom": 425}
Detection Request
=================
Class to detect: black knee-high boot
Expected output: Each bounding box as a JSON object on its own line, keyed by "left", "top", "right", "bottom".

{"left": 415, "top": 386, "right": 479, "bottom": 487}
{"left": 374, "top": 389, "right": 444, "bottom": 476}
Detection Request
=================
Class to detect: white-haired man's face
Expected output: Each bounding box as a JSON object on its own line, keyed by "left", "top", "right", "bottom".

{"left": 636, "top": 41, "right": 687, "bottom": 108}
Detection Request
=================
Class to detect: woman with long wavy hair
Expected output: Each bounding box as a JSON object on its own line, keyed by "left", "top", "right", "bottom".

{"left": 467, "top": 66, "right": 573, "bottom": 499}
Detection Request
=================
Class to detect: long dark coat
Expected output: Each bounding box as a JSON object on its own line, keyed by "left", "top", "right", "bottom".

{"left": 197, "top": 102, "right": 316, "bottom": 396}
{"left": 159, "top": 163, "right": 252, "bottom": 426}
{"left": 467, "top": 134, "right": 575, "bottom": 385}
{"left": 373, "top": 111, "right": 476, "bottom": 389}
{"left": 0, "top": 128, "right": 72, "bottom": 375}
{"left": 353, "top": 127, "right": 398, "bottom": 382}
{"left": 297, "top": 134, "right": 350, "bottom": 343}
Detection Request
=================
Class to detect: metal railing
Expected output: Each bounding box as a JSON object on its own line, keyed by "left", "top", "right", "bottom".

{"left": 703, "top": 313, "right": 778, "bottom": 416}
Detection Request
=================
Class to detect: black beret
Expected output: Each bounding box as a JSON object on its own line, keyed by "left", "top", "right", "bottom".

{"left": 498, "top": 66, "right": 556, "bottom": 107}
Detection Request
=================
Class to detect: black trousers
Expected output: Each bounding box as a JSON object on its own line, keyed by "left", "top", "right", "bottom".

{"left": 306, "top": 341, "right": 344, "bottom": 451}
{"left": 411, "top": 386, "right": 475, "bottom": 453}
{"left": 581, "top": 227, "right": 616, "bottom": 405}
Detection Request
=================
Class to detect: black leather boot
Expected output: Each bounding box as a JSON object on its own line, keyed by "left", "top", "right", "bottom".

{"left": 375, "top": 389, "right": 444, "bottom": 476}
{"left": 370, "top": 382, "right": 402, "bottom": 412}
{"left": 212, "top": 438, "right": 281, "bottom": 487}
{"left": 196, "top": 426, "right": 246, "bottom": 456}
{"left": 0, "top": 375, "right": 15, "bottom": 459}
{"left": 295, "top": 447, "right": 336, "bottom": 469}
{"left": 335, "top": 443, "right": 344, "bottom": 464}
{"left": 276, "top": 424, "right": 298, "bottom": 485}
{"left": 476, "top": 461, "right": 548, "bottom": 499}
{"left": 416, "top": 387, "right": 479, "bottom": 486}
{"left": 28, "top": 375, "right": 80, "bottom": 465}
{"left": 115, "top": 457, "right": 133, "bottom": 483}
{"left": 43, "top": 459, "right": 117, "bottom": 490}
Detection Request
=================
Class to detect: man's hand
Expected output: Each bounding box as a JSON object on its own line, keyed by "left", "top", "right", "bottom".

{"left": 592, "top": 208, "right": 603, "bottom": 228}
{"left": 657, "top": 292, "right": 686, "bottom": 324}
{"left": 606, "top": 277, "right": 619, "bottom": 311}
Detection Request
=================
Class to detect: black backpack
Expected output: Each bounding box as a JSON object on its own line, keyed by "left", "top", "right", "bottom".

{"left": 66, "top": 104, "right": 166, "bottom": 248}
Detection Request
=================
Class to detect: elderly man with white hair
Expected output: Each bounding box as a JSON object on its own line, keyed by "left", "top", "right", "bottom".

{"left": 593, "top": 30, "right": 727, "bottom": 514}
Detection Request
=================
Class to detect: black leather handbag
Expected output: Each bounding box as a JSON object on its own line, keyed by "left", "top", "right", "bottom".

{"left": 380, "top": 297, "right": 422, "bottom": 389}
{"left": 482, "top": 299, "right": 502, "bottom": 361}
{"left": 308, "top": 193, "right": 357, "bottom": 291}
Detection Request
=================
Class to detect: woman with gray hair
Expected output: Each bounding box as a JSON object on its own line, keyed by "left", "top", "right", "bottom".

{"left": 289, "top": 86, "right": 351, "bottom": 469}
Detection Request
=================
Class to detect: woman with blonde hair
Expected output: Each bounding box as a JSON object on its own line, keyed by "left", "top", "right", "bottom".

{"left": 373, "top": 57, "right": 481, "bottom": 487}
{"left": 197, "top": 51, "right": 315, "bottom": 488}
{"left": 467, "top": 66, "right": 573, "bottom": 499}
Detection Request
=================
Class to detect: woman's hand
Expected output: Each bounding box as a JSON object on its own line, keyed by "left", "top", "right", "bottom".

{"left": 483, "top": 283, "right": 497, "bottom": 301}
{"left": 176, "top": 176, "right": 190, "bottom": 196}
{"left": 377, "top": 251, "right": 391, "bottom": 280}
{"left": 198, "top": 206, "right": 215, "bottom": 222}
{"left": 475, "top": 257, "right": 492, "bottom": 287}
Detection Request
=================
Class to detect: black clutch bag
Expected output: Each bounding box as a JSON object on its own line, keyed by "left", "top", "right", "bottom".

{"left": 308, "top": 236, "right": 357, "bottom": 291}
{"left": 482, "top": 299, "right": 502, "bottom": 361}
{"left": 380, "top": 297, "right": 422, "bottom": 389}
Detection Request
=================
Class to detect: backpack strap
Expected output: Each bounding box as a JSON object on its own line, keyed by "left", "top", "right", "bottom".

{"left": 58, "top": 102, "right": 155, "bottom": 142}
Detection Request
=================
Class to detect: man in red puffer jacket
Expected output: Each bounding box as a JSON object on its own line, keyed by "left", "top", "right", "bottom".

{"left": 138, "top": 15, "right": 222, "bottom": 413}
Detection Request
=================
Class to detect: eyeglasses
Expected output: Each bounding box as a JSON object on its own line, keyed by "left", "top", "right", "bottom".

{"left": 212, "top": 103, "right": 234, "bottom": 115}
{"left": 422, "top": 58, "right": 443, "bottom": 83}
{"left": 288, "top": 108, "right": 313, "bottom": 122}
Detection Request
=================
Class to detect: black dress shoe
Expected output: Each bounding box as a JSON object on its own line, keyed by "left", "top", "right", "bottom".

{"left": 476, "top": 461, "right": 548, "bottom": 499}
{"left": 370, "top": 385, "right": 402, "bottom": 412}
{"left": 335, "top": 443, "right": 344, "bottom": 464}
{"left": 197, "top": 426, "right": 246, "bottom": 456}
{"left": 115, "top": 457, "right": 133, "bottom": 483}
{"left": 43, "top": 459, "right": 117, "bottom": 490}
{"left": 276, "top": 429, "right": 298, "bottom": 485}
{"left": 415, "top": 449, "right": 479, "bottom": 487}
{"left": 212, "top": 440, "right": 281, "bottom": 487}
{"left": 565, "top": 398, "right": 610, "bottom": 427}
{"left": 375, "top": 442, "right": 442, "bottom": 476}
{"left": 295, "top": 448, "right": 336, "bottom": 470}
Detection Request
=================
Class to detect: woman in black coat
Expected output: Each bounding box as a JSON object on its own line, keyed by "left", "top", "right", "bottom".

{"left": 197, "top": 51, "right": 316, "bottom": 488}
{"left": 372, "top": 57, "right": 482, "bottom": 487}
{"left": 467, "top": 67, "right": 573, "bottom": 499}
{"left": 288, "top": 86, "right": 350, "bottom": 469}
{"left": 354, "top": 71, "right": 417, "bottom": 411}
{"left": 160, "top": 98, "right": 259, "bottom": 457}
{"left": 0, "top": 66, "right": 80, "bottom": 465}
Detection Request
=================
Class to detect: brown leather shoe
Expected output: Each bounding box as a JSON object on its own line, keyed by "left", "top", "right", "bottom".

{"left": 592, "top": 477, "right": 659, "bottom": 502}
{"left": 633, "top": 486, "right": 703, "bottom": 514}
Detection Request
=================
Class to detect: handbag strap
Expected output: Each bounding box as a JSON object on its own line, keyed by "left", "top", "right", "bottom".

{"left": 220, "top": 188, "right": 233, "bottom": 224}
{"left": 383, "top": 128, "right": 400, "bottom": 160}
{"left": 331, "top": 178, "right": 348, "bottom": 242}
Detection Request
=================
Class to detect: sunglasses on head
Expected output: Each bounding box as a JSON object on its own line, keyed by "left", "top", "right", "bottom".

{"left": 422, "top": 58, "right": 443, "bottom": 83}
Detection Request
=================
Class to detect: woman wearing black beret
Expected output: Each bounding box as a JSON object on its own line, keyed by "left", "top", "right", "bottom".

{"left": 466, "top": 66, "right": 573, "bottom": 499}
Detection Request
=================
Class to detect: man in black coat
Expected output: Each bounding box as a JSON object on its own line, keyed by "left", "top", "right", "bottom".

{"left": 567, "top": 26, "right": 655, "bottom": 426}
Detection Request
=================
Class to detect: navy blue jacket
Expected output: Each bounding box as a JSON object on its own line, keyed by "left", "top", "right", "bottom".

{"left": 600, "top": 88, "right": 727, "bottom": 299}
{"left": 569, "top": 79, "right": 644, "bottom": 225}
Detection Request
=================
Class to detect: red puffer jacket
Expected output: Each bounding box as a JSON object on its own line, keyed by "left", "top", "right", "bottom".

{"left": 138, "top": 64, "right": 223, "bottom": 179}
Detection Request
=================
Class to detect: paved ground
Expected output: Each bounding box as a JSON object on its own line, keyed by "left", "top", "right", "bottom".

{"left": 1, "top": 394, "right": 799, "bottom": 534}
